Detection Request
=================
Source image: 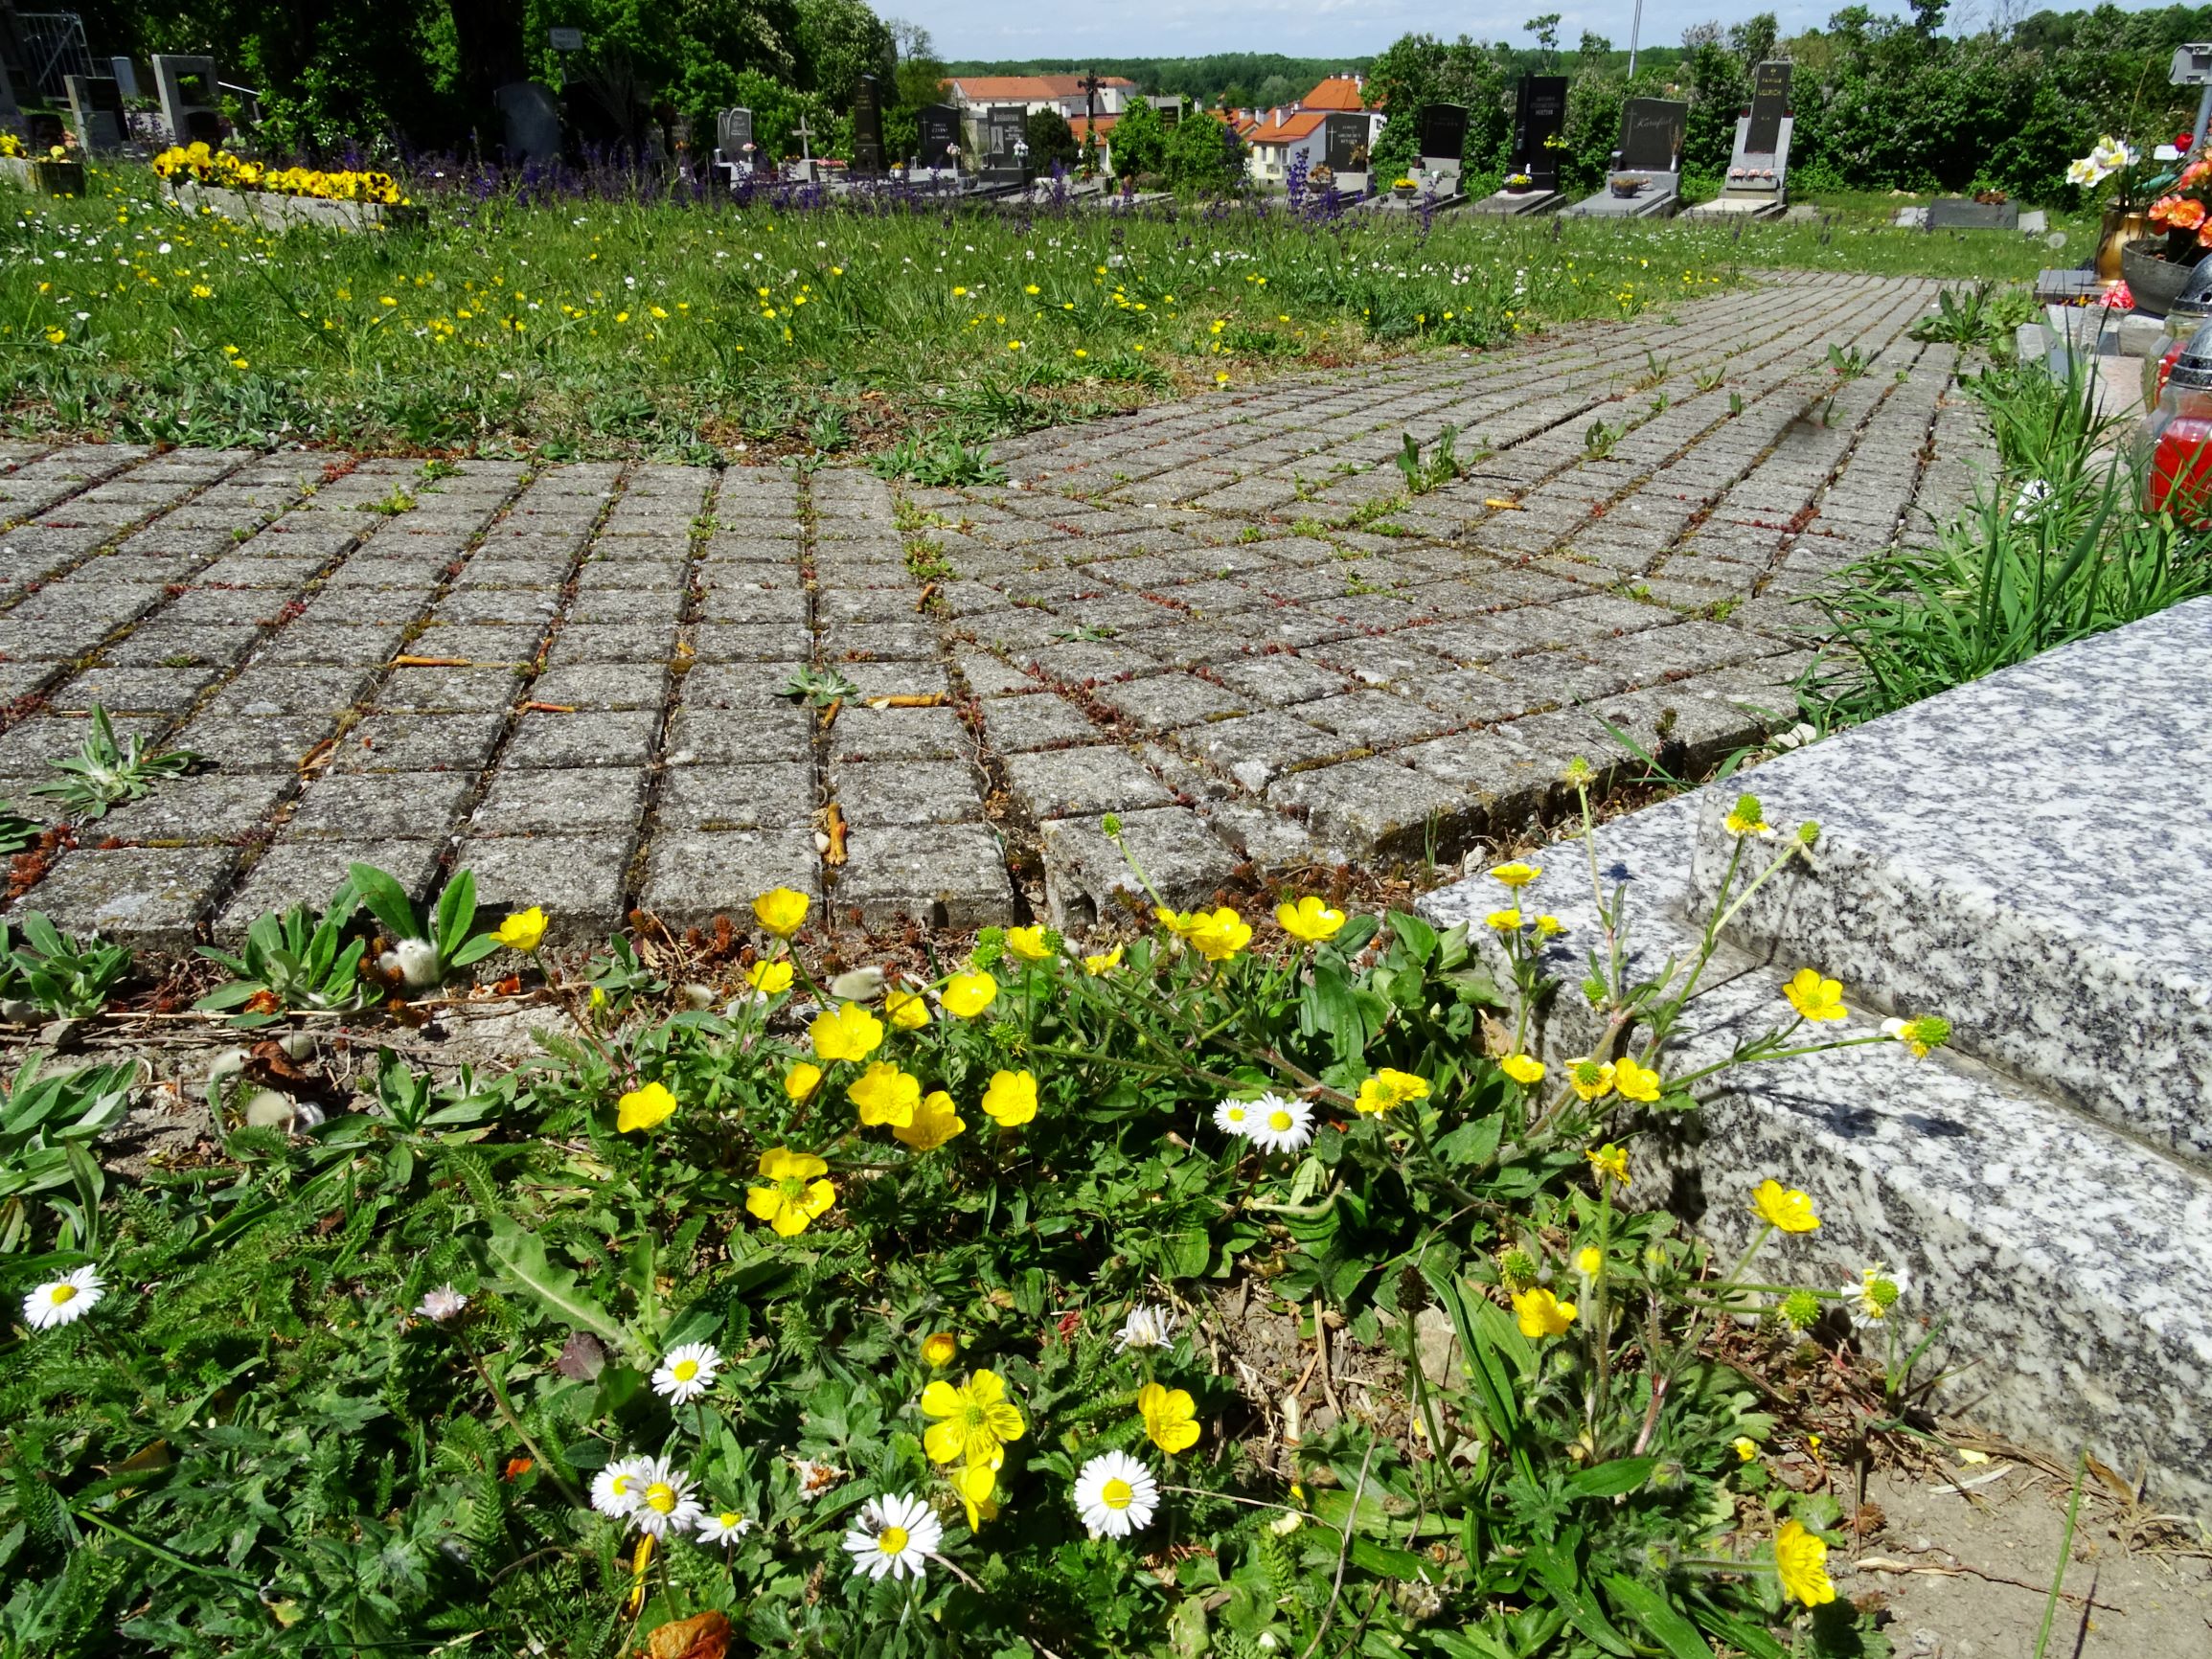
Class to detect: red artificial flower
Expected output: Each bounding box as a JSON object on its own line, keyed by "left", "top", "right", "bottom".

{"left": 2181, "top": 131, "right": 2197, "bottom": 151}
{"left": 2101, "top": 280, "right": 2134, "bottom": 310}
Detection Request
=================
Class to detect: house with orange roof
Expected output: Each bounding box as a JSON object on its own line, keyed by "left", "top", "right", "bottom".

{"left": 1232, "top": 74, "right": 1384, "bottom": 189}
{"left": 946, "top": 74, "right": 1138, "bottom": 121}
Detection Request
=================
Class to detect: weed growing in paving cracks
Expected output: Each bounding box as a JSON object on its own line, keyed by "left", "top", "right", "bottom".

{"left": 29, "top": 706, "right": 194, "bottom": 821}
{"left": 870, "top": 432, "right": 1007, "bottom": 488}
{"left": 0, "top": 913, "right": 133, "bottom": 1020}
{"left": 0, "top": 1055, "right": 134, "bottom": 1254}
{"left": 1800, "top": 359, "right": 2212, "bottom": 725}
{"left": 1907, "top": 282, "right": 2040, "bottom": 352}
{"left": 0, "top": 775, "right": 1957, "bottom": 1655}
{"left": 1825, "top": 344, "right": 1870, "bottom": 380}
{"left": 1694, "top": 365, "right": 1725, "bottom": 393}
{"left": 1394, "top": 424, "right": 1465, "bottom": 494}
{"left": 1584, "top": 418, "right": 1626, "bottom": 460}
{"left": 0, "top": 803, "right": 36, "bottom": 857}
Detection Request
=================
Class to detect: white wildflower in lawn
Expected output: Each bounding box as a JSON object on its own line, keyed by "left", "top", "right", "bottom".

{"left": 1213, "top": 1097, "right": 1258, "bottom": 1138}
{"left": 1115, "top": 1304, "right": 1175, "bottom": 1352}
{"left": 1843, "top": 1263, "right": 1910, "bottom": 1332}
{"left": 413, "top": 1284, "right": 467, "bottom": 1323}
{"left": 696, "top": 1509, "right": 752, "bottom": 1544}
{"left": 1073, "top": 1451, "right": 1158, "bottom": 1538}
{"left": 632, "top": 1457, "right": 703, "bottom": 1537}
{"left": 1245, "top": 1095, "right": 1314, "bottom": 1155}
{"left": 651, "top": 1341, "right": 721, "bottom": 1404}
{"left": 22, "top": 1265, "right": 103, "bottom": 1330}
{"left": 590, "top": 1454, "right": 652, "bottom": 1518}
{"left": 843, "top": 1491, "right": 941, "bottom": 1580}
{"left": 794, "top": 1457, "right": 844, "bottom": 1497}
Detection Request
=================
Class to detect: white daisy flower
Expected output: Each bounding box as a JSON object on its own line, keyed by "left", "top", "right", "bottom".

{"left": 842, "top": 1491, "right": 941, "bottom": 1580}
{"left": 1073, "top": 1450, "right": 1158, "bottom": 1538}
{"left": 590, "top": 1454, "right": 653, "bottom": 1517}
{"left": 1115, "top": 1304, "right": 1175, "bottom": 1352}
{"left": 1213, "top": 1097, "right": 1257, "bottom": 1138}
{"left": 1245, "top": 1095, "right": 1314, "bottom": 1155}
{"left": 1843, "top": 1262, "right": 1910, "bottom": 1332}
{"left": 696, "top": 1509, "right": 752, "bottom": 1545}
{"left": 632, "top": 1458, "right": 704, "bottom": 1537}
{"left": 22, "top": 1265, "right": 103, "bottom": 1331}
{"left": 651, "top": 1341, "right": 721, "bottom": 1404}
{"left": 414, "top": 1284, "right": 467, "bottom": 1323}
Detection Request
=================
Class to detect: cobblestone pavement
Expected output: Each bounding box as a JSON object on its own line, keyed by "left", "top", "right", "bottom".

{"left": 0, "top": 272, "right": 1994, "bottom": 947}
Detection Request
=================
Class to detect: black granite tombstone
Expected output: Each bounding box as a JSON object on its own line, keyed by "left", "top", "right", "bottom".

{"left": 1506, "top": 76, "right": 1569, "bottom": 189}
{"left": 983, "top": 105, "right": 1028, "bottom": 186}
{"left": 1745, "top": 60, "right": 1790, "bottom": 158}
{"left": 717, "top": 106, "right": 753, "bottom": 166}
{"left": 918, "top": 102, "right": 958, "bottom": 170}
{"left": 1322, "top": 112, "right": 1369, "bottom": 174}
{"left": 1418, "top": 102, "right": 1469, "bottom": 165}
{"left": 1617, "top": 98, "right": 1687, "bottom": 173}
{"left": 851, "top": 73, "right": 883, "bottom": 175}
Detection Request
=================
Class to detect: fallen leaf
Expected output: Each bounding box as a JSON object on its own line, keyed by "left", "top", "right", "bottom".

{"left": 503, "top": 1457, "right": 534, "bottom": 1481}
{"left": 820, "top": 802, "right": 847, "bottom": 867}
{"left": 555, "top": 1330, "right": 606, "bottom": 1380}
{"left": 821, "top": 696, "right": 841, "bottom": 730}
{"left": 647, "top": 1610, "right": 730, "bottom": 1659}
{"left": 914, "top": 582, "right": 938, "bottom": 612}
{"left": 521, "top": 701, "right": 578, "bottom": 714}
{"left": 389, "top": 655, "right": 473, "bottom": 667}
{"left": 877, "top": 693, "right": 948, "bottom": 707}
{"left": 295, "top": 738, "right": 336, "bottom": 775}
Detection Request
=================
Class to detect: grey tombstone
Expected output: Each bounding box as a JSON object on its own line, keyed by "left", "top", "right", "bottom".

{"left": 1365, "top": 102, "right": 1470, "bottom": 214}
{"left": 1686, "top": 60, "right": 1793, "bottom": 220}
{"left": 714, "top": 106, "right": 754, "bottom": 183}
{"left": 917, "top": 102, "right": 959, "bottom": 172}
{"left": 110, "top": 58, "right": 139, "bottom": 100}
{"left": 851, "top": 73, "right": 884, "bottom": 177}
{"left": 64, "top": 75, "right": 126, "bottom": 152}
{"left": 0, "top": 54, "right": 19, "bottom": 134}
{"left": 1927, "top": 198, "right": 2019, "bottom": 231}
{"left": 494, "top": 80, "right": 562, "bottom": 165}
{"left": 151, "top": 54, "right": 222, "bottom": 147}
{"left": 982, "top": 104, "right": 1028, "bottom": 189}
{"left": 1564, "top": 98, "right": 1687, "bottom": 218}
{"left": 1320, "top": 111, "right": 1371, "bottom": 194}
{"left": 1471, "top": 76, "right": 1568, "bottom": 216}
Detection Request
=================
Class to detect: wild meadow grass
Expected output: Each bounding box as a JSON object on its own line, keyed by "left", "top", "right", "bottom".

{"left": 1, "top": 165, "right": 2069, "bottom": 462}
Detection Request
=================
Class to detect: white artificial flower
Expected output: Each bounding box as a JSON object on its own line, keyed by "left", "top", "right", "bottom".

{"left": 1213, "top": 1097, "right": 1257, "bottom": 1138}
{"left": 414, "top": 1284, "right": 467, "bottom": 1322}
{"left": 1245, "top": 1094, "right": 1314, "bottom": 1155}
{"left": 1073, "top": 1450, "right": 1159, "bottom": 1538}
{"left": 590, "top": 1454, "right": 653, "bottom": 1517}
{"left": 696, "top": 1509, "right": 753, "bottom": 1545}
{"left": 22, "top": 1265, "right": 103, "bottom": 1330}
{"left": 632, "top": 1458, "right": 703, "bottom": 1537}
{"left": 1843, "top": 1263, "right": 1910, "bottom": 1331}
{"left": 651, "top": 1341, "right": 721, "bottom": 1404}
{"left": 843, "top": 1491, "right": 941, "bottom": 1580}
{"left": 2064, "top": 156, "right": 2103, "bottom": 187}
{"left": 1115, "top": 1304, "right": 1175, "bottom": 1352}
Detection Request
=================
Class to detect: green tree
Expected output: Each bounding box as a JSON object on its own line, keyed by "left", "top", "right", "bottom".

{"left": 794, "top": 0, "right": 894, "bottom": 106}
{"left": 1108, "top": 95, "right": 1167, "bottom": 179}
{"left": 1681, "top": 39, "right": 1749, "bottom": 184}
{"left": 1162, "top": 108, "right": 1243, "bottom": 193}
{"left": 1025, "top": 107, "right": 1080, "bottom": 171}
{"left": 1363, "top": 33, "right": 1512, "bottom": 182}
{"left": 1525, "top": 12, "right": 1562, "bottom": 66}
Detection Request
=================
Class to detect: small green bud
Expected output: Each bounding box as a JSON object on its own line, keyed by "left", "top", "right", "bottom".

{"left": 1780, "top": 1289, "right": 1823, "bottom": 1330}
{"left": 1497, "top": 1247, "right": 1538, "bottom": 1292}
{"left": 1100, "top": 813, "right": 1123, "bottom": 837}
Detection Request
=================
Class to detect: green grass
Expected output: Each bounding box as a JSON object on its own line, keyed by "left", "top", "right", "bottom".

{"left": 0, "top": 164, "right": 2074, "bottom": 462}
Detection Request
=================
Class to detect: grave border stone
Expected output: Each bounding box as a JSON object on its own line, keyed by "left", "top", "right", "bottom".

{"left": 1562, "top": 96, "right": 1688, "bottom": 220}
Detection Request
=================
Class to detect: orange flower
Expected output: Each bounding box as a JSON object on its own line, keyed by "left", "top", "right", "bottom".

{"left": 2199, "top": 219, "right": 2212, "bottom": 249}
{"left": 2149, "top": 193, "right": 2181, "bottom": 225}
{"left": 2173, "top": 197, "right": 2208, "bottom": 232}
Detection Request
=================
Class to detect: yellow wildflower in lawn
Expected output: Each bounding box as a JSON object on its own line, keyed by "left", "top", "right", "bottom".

{"left": 1184, "top": 907, "right": 1252, "bottom": 963}
{"left": 1585, "top": 1143, "right": 1630, "bottom": 1187}
{"left": 1774, "top": 1519, "right": 1836, "bottom": 1606}
{"left": 895, "top": 1090, "right": 965, "bottom": 1151}
{"left": 1512, "top": 1286, "right": 1578, "bottom": 1339}
{"left": 1576, "top": 1246, "right": 1603, "bottom": 1277}
{"left": 616, "top": 1081, "right": 676, "bottom": 1133}
{"left": 1611, "top": 1054, "right": 1662, "bottom": 1103}
{"left": 1752, "top": 1178, "right": 1821, "bottom": 1233}
{"left": 954, "top": 1460, "right": 999, "bottom": 1530}
{"left": 849, "top": 1061, "right": 922, "bottom": 1129}
{"left": 1489, "top": 861, "right": 1541, "bottom": 888}
{"left": 922, "top": 1368, "right": 1026, "bottom": 1466}
{"left": 1501, "top": 1054, "right": 1545, "bottom": 1086}
{"left": 1083, "top": 945, "right": 1123, "bottom": 976}
{"left": 1536, "top": 915, "right": 1566, "bottom": 938}
{"left": 493, "top": 907, "right": 547, "bottom": 952}
{"left": 1784, "top": 968, "right": 1847, "bottom": 1023}
{"left": 942, "top": 970, "right": 998, "bottom": 1018}
{"left": 921, "top": 1331, "right": 958, "bottom": 1368}
{"left": 1565, "top": 1057, "right": 1615, "bottom": 1102}
{"left": 746, "top": 1148, "right": 836, "bottom": 1237}
{"left": 980, "top": 1069, "right": 1038, "bottom": 1127}
{"left": 1275, "top": 896, "right": 1346, "bottom": 943}
{"left": 1733, "top": 1436, "right": 1758, "bottom": 1462}
{"left": 785, "top": 1062, "right": 823, "bottom": 1102}
{"left": 1005, "top": 926, "right": 1050, "bottom": 962}
{"left": 810, "top": 1002, "right": 884, "bottom": 1062}
{"left": 884, "top": 988, "right": 930, "bottom": 1030}
{"left": 748, "top": 959, "right": 793, "bottom": 996}
{"left": 1138, "top": 1382, "right": 1200, "bottom": 1453}
{"left": 753, "top": 887, "right": 810, "bottom": 937}
{"left": 1487, "top": 908, "right": 1522, "bottom": 932}
{"left": 1355, "top": 1068, "right": 1429, "bottom": 1115}
{"left": 1723, "top": 793, "right": 1775, "bottom": 838}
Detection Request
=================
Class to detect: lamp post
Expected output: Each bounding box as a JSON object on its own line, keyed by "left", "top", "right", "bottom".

{"left": 1628, "top": 0, "right": 1645, "bottom": 80}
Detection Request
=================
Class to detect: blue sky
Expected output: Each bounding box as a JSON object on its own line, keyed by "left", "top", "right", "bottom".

{"left": 921, "top": 1, "right": 2164, "bottom": 62}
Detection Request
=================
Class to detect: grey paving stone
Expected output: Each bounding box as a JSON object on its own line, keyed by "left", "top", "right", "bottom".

{"left": 655, "top": 763, "right": 812, "bottom": 830}
{"left": 832, "top": 760, "right": 984, "bottom": 827}
{"left": 218, "top": 839, "right": 443, "bottom": 937}
{"left": 285, "top": 771, "right": 477, "bottom": 840}
{"left": 11, "top": 845, "right": 237, "bottom": 947}
{"left": 51, "top": 665, "right": 222, "bottom": 713}
{"left": 1000, "top": 745, "right": 1172, "bottom": 819}
{"left": 98, "top": 772, "right": 294, "bottom": 845}
{"left": 676, "top": 662, "right": 808, "bottom": 708}
{"left": 0, "top": 714, "right": 170, "bottom": 772}
{"left": 1266, "top": 757, "right": 1480, "bottom": 862}
{"left": 639, "top": 828, "right": 821, "bottom": 928}
{"left": 832, "top": 824, "right": 1013, "bottom": 929}
{"left": 449, "top": 831, "right": 635, "bottom": 942}
{"left": 169, "top": 714, "right": 334, "bottom": 773}
{"left": 504, "top": 709, "right": 660, "bottom": 769}
{"left": 378, "top": 664, "right": 527, "bottom": 712}
{"left": 202, "top": 666, "right": 378, "bottom": 717}
{"left": 1036, "top": 807, "right": 1241, "bottom": 930}
{"left": 828, "top": 706, "right": 968, "bottom": 763}
{"left": 977, "top": 693, "right": 1101, "bottom": 754}
{"left": 663, "top": 705, "right": 811, "bottom": 765}
{"left": 470, "top": 766, "right": 650, "bottom": 833}
{"left": 333, "top": 710, "right": 507, "bottom": 774}
{"left": 1088, "top": 673, "right": 1248, "bottom": 728}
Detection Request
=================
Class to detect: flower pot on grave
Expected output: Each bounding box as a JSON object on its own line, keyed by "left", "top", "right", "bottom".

{"left": 1608, "top": 174, "right": 1646, "bottom": 198}
{"left": 2096, "top": 208, "right": 2147, "bottom": 284}
{"left": 33, "top": 158, "right": 84, "bottom": 196}
{"left": 2122, "top": 238, "right": 2202, "bottom": 317}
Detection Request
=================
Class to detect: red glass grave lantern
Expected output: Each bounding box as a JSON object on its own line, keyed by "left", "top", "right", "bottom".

{"left": 2147, "top": 319, "right": 2212, "bottom": 520}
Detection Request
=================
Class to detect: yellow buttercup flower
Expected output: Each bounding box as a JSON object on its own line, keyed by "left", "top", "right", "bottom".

{"left": 1489, "top": 861, "right": 1541, "bottom": 888}
{"left": 1275, "top": 896, "right": 1346, "bottom": 943}
{"left": 493, "top": 907, "right": 547, "bottom": 952}
{"left": 921, "top": 1331, "right": 958, "bottom": 1368}
{"left": 849, "top": 1061, "right": 922, "bottom": 1128}
{"left": 1565, "top": 1057, "right": 1615, "bottom": 1102}
{"left": 1752, "top": 1178, "right": 1820, "bottom": 1234}
{"left": 745, "top": 1147, "right": 836, "bottom": 1236}
{"left": 1585, "top": 1143, "right": 1630, "bottom": 1187}
{"left": 784, "top": 1061, "right": 823, "bottom": 1101}
{"left": 1154, "top": 907, "right": 1197, "bottom": 938}
{"left": 1611, "top": 1054, "right": 1661, "bottom": 1103}
{"left": 1355, "top": 1068, "right": 1429, "bottom": 1115}
{"left": 1576, "top": 1246, "right": 1603, "bottom": 1277}
{"left": 753, "top": 887, "right": 810, "bottom": 937}
{"left": 616, "top": 1080, "right": 676, "bottom": 1133}
{"left": 953, "top": 1459, "right": 998, "bottom": 1530}
{"left": 1512, "top": 1286, "right": 1578, "bottom": 1339}
{"left": 1784, "top": 968, "right": 1847, "bottom": 1023}
{"left": 921, "top": 1369, "right": 1026, "bottom": 1466}
{"left": 1500, "top": 1054, "right": 1545, "bottom": 1086}
{"left": 810, "top": 1003, "right": 885, "bottom": 1062}
{"left": 1486, "top": 908, "right": 1522, "bottom": 932}
{"left": 1083, "top": 945, "right": 1123, "bottom": 976}
{"left": 942, "top": 970, "right": 998, "bottom": 1019}
{"left": 896, "top": 1089, "right": 966, "bottom": 1151}
{"left": 1004, "top": 926, "right": 1050, "bottom": 962}
{"left": 980, "top": 1069, "right": 1038, "bottom": 1127}
{"left": 1138, "top": 1382, "right": 1200, "bottom": 1454}
{"left": 1733, "top": 1436, "right": 1758, "bottom": 1462}
{"left": 1535, "top": 915, "right": 1566, "bottom": 938}
{"left": 884, "top": 988, "right": 931, "bottom": 1030}
{"left": 1774, "top": 1519, "right": 1836, "bottom": 1606}
{"left": 1183, "top": 907, "right": 1252, "bottom": 963}
{"left": 748, "top": 959, "right": 793, "bottom": 996}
